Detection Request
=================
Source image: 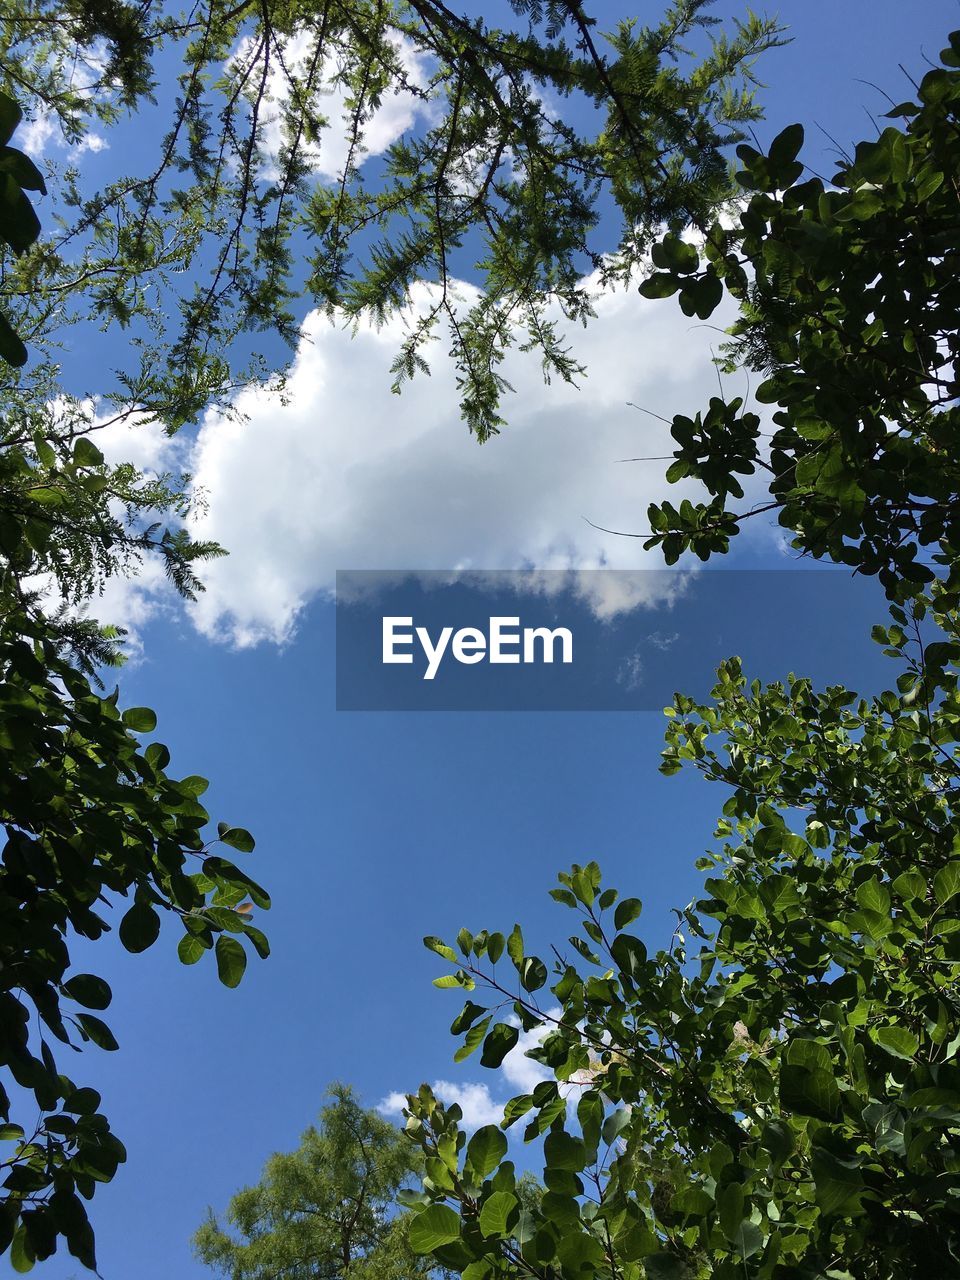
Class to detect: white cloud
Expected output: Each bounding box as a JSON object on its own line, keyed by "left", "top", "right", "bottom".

{"left": 229, "top": 28, "right": 432, "bottom": 182}
{"left": 379, "top": 1091, "right": 408, "bottom": 1116}
{"left": 378, "top": 1081, "right": 503, "bottom": 1130}
{"left": 19, "top": 107, "right": 108, "bottom": 159}
{"left": 77, "top": 132, "right": 109, "bottom": 154}
{"left": 501, "top": 1016, "right": 554, "bottom": 1095}
{"left": 88, "top": 406, "right": 185, "bottom": 474}
{"left": 18, "top": 110, "right": 56, "bottom": 157}
{"left": 17, "top": 41, "right": 112, "bottom": 158}
{"left": 432, "top": 1081, "right": 506, "bottom": 1129}
{"left": 616, "top": 649, "right": 644, "bottom": 692}
{"left": 174, "top": 275, "right": 747, "bottom": 646}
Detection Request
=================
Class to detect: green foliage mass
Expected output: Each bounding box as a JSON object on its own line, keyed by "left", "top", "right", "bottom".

{"left": 0, "top": 0, "right": 784, "bottom": 436}
{"left": 408, "top": 582, "right": 960, "bottom": 1279}
{"left": 193, "top": 1084, "right": 433, "bottom": 1280}
{"left": 398, "top": 23, "right": 960, "bottom": 1280}
{"left": 3, "top": 7, "right": 960, "bottom": 1278}
{"left": 0, "top": 603, "right": 269, "bottom": 1271}
{"left": 637, "top": 33, "right": 960, "bottom": 594}
{"left": 0, "top": 88, "right": 267, "bottom": 1275}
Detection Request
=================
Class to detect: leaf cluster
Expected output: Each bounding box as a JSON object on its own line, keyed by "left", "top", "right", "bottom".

{"left": 0, "top": 1, "right": 784, "bottom": 437}
{"left": 407, "top": 582, "right": 960, "bottom": 1278}
{"left": 0, "top": 596, "right": 268, "bottom": 1271}
{"left": 639, "top": 34, "right": 960, "bottom": 595}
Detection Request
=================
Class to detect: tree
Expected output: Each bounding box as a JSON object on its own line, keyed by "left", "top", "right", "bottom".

{"left": 0, "top": 4, "right": 781, "bottom": 1270}
{"left": 0, "top": 90, "right": 46, "bottom": 367}
{"left": 0, "top": 0, "right": 783, "bottom": 436}
{"left": 0, "top": 88, "right": 272, "bottom": 1276}
{"left": 193, "top": 1084, "right": 432, "bottom": 1280}
{"left": 633, "top": 32, "right": 960, "bottom": 597}
{"left": 394, "top": 25, "right": 960, "bottom": 1280}
{"left": 0, "top": 588, "right": 271, "bottom": 1272}
{"left": 404, "top": 577, "right": 960, "bottom": 1279}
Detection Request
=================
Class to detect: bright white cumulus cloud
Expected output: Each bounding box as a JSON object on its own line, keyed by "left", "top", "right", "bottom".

{"left": 171, "top": 275, "right": 743, "bottom": 647}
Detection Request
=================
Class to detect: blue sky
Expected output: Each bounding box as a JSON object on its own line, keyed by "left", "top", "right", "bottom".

{"left": 9, "top": 2, "right": 960, "bottom": 1276}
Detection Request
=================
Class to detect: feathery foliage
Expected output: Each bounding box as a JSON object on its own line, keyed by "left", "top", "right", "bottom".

{"left": 0, "top": 0, "right": 785, "bottom": 437}
{"left": 194, "top": 1084, "right": 431, "bottom": 1280}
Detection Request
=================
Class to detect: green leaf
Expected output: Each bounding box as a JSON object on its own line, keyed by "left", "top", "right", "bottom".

{"left": 0, "top": 92, "right": 22, "bottom": 146}
{"left": 734, "top": 1220, "right": 764, "bottom": 1260}
{"left": 643, "top": 1252, "right": 688, "bottom": 1280}
{"left": 870, "top": 1024, "right": 919, "bottom": 1060}
{"left": 424, "top": 936, "right": 458, "bottom": 957}
{"left": 9, "top": 1224, "right": 34, "bottom": 1273}
{"left": 601, "top": 1108, "right": 631, "bottom": 1144}
{"left": 478, "top": 1191, "right": 518, "bottom": 1238}
{"left": 520, "top": 956, "right": 547, "bottom": 991}
{"left": 63, "top": 1087, "right": 101, "bottom": 1116}
{"left": 639, "top": 272, "right": 681, "bottom": 299}
{"left": 177, "top": 933, "right": 207, "bottom": 965}
{"left": 121, "top": 706, "right": 158, "bottom": 734}
{"left": 855, "top": 877, "right": 891, "bottom": 914}
{"left": 218, "top": 825, "right": 255, "bottom": 853}
{"left": 769, "top": 122, "right": 804, "bottom": 168}
{"left": 72, "top": 438, "right": 105, "bottom": 468}
{"left": 466, "top": 1125, "right": 507, "bottom": 1177}
{"left": 433, "top": 972, "right": 475, "bottom": 990}
{"left": 0, "top": 145, "right": 45, "bottom": 193}
{"left": 408, "top": 1204, "right": 461, "bottom": 1254}
{"left": 215, "top": 935, "right": 247, "bottom": 988}
{"left": 118, "top": 902, "right": 160, "bottom": 954}
{"left": 717, "top": 1181, "right": 744, "bottom": 1241}
{"left": 450, "top": 1001, "right": 488, "bottom": 1034}
{"left": 62, "top": 974, "right": 111, "bottom": 1010}
{"left": 934, "top": 863, "right": 960, "bottom": 905}
{"left": 780, "top": 1064, "right": 841, "bottom": 1121}
{"left": 544, "top": 1130, "right": 586, "bottom": 1172}
{"left": 76, "top": 1014, "right": 119, "bottom": 1052}
{"left": 480, "top": 1023, "right": 519, "bottom": 1068}
{"left": 613, "top": 897, "right": 642, "bottom": 930}
{"left": 811, "top": 1146, "right": 864, "bottom": 1215}
{"left": 0, "top": 170, "right": 39, "bottom": 254}
{"left": 502, "top": 1094, "right": 533, "bottom": 1129}
{"left": 760, "top": 1118, "right": 795, "bottom": 1167}
{"left": 555, "top": 1229, "right": 604, "bottom": 1270}
{"left": 0, "top": 309, "right": 27, "bottom": 367}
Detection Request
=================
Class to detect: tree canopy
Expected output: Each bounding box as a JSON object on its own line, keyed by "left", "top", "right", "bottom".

{"left": 0, "top": 2, "right": 784, "bottom": 1270}
{"left": 0, "top": 599, "right": 270, "bottom": 1271}
{"left": 409, "top": 578, "right": 960, "bottom": 1278}
{"left": 1, "top": 0, "right": 782, "bottom": 435}
{"left": 396, "top": 25, "right": 960, "bottom": 1280}
{"left": 636, "top": 33, "right": 960, "bottom": 594}
{"left": 194, "top": 1083, "right": 431, "bottom": 1280}
{"left": 2, "top": 6, "right": 960, "bottom": 1278}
